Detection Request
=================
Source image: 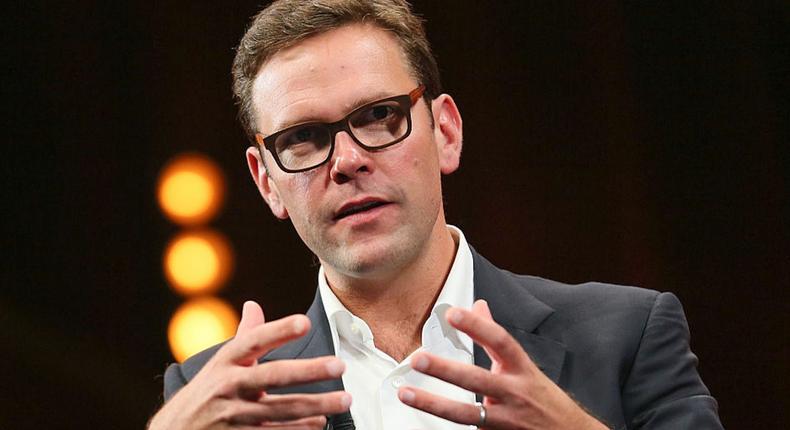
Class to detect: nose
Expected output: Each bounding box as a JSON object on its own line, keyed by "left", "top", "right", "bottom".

{"left": 329, "top": 131, "right": 373, "bottom": 183}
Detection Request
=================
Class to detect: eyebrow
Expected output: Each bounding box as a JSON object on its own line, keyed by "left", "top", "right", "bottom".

{"left": 268, "top": 90, "right": 398, "bottom": 134}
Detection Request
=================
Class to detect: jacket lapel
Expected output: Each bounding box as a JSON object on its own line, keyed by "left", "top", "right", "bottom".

{"left": 471, "top": 248, "right": 567, "bottom": 392}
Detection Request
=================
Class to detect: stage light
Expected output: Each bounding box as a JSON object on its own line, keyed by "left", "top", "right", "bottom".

{"left": 157, "top": 153, "right": 225, "bottom": 226}
{"left": 168, "top": 296, "right": 239, "bottom": 362}
{"left": 164, "top": 229, "right": 233, "bottom": 296}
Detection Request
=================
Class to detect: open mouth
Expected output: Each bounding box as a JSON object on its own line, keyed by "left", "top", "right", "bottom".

{"left": 334, "top": 200, "right": 389, "bottom": 220}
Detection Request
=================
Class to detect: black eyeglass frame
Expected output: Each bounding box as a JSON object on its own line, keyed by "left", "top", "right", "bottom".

{"left": 254, "top": 85, "right": 426, "bottom": 173}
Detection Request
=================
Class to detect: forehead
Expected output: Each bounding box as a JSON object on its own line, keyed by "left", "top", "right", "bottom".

{"left": 251, "top": 23, "right": 416, "bottom": 133}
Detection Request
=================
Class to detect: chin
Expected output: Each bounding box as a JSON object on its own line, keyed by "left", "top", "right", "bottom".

{"left": 321, "top": 231, "right": 419, "bottom": 278}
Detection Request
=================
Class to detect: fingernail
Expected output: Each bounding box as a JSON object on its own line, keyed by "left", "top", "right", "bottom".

{"left": 293, "top": 317, "right": 305, "bottom": 333}
{"left": 326, "top": 359, "right": 345, "bottom": 377}
{"left": 448, "top": 309, "right": 463, "bottom": 324}
{"left": 399, "top": 389, "right": 415, "bottom": 403}
{"left": 340, "top": 393, "right": 352, "bottom": 408}
{"left": 412, "top": 355, "right": 429, "bottom": 371}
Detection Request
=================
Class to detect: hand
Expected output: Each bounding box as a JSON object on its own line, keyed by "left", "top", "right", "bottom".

{"left": 149, "top": 301, "right": 352, "bottom": 430}
{"left": 397, "top": 300, "right": 607, "bottom": 430}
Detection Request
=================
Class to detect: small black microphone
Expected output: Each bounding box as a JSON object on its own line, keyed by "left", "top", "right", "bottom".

{"left": 326, "top": 412, "right": 355, "bottom": 430}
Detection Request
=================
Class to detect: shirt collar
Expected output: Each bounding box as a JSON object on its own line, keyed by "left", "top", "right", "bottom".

{"left": 317, "top": 266, "right": 357, "bottom": 351}
{"left": 318, "top": 225, "right": 475, "bottom": 354}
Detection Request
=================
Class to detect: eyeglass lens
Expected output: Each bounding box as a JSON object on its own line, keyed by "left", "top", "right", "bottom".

{"left": 273, "top": 98, "right": 410, "bottom": 171}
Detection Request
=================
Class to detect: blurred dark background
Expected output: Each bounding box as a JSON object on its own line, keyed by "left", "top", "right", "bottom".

{"left": 3, "top": 1, "right": 787, "bottom": 428}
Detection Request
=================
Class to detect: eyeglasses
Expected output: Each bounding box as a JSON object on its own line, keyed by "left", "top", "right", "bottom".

{"left": 255, "top": 85, "right": 426, "bottom": 173}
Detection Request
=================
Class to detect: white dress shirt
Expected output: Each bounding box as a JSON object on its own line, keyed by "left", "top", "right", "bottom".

{"left": 318, "top": 226, "right": 477, "bottom": 430}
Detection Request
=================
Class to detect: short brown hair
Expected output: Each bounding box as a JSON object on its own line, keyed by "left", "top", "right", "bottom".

{"left": 231, "top": 0, "right": 441, "bottom": 142}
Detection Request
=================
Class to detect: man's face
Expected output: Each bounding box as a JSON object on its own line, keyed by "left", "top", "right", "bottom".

{"left": 246, "top": 23, "right": 462, "bottom": 280}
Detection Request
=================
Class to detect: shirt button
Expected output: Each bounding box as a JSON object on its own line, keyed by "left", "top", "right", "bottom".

{"left": 391, "top": 377, "right": 405, "bottom": 388}
{"left": 350, "top": 324, "right": 360, "bottom": 335}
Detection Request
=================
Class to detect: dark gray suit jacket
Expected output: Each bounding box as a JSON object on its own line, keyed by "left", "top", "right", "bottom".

{"left": 164, "top": 249, "right": 722, "bottom": 429}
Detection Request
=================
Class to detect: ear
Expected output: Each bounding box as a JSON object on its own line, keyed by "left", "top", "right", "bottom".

{"left": 246, "top": 146, "right": 289, "bottom": 219}
{"left": 431, "top": 94, "right": 463, "bottom": 175}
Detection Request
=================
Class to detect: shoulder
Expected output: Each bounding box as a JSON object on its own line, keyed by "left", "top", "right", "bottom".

{"left": 472, "top": 248, "right": 663, "bottom": 318}
{"left": 471, "top": 249, "right": 680, "bottom": 354}
{"left": 512, "top": 271, "right": 663, "bottom": 319}
{"left": 510, "top": 272, "right": 682, "bottom": 348}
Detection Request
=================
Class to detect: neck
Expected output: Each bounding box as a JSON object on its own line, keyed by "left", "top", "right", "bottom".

{"left": 323, "top": 221, "right": 458, "bottom": 358}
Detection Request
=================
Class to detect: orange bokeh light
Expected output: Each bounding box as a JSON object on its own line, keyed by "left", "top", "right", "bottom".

{"left": 157, "top": 153, "right": 225, "bottom": 226}
{"left": 163, "top": 229, "right": 234, "bottom": 296}
{"left": 167, "top": 296, "right": 239, "bottom": 362}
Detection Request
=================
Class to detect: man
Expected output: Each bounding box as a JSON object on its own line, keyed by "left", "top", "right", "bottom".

{"left": 149, "top": 1, "right": 722, "bottom": 429}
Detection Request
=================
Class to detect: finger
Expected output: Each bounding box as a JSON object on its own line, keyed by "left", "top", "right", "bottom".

{"left": 237, "top": 300, "right": 266, "bottom": 336}
{"left": 260, "top": 416, "right": 327, "bottom": 429}
{"left": 472, "top": 299, "right": 493, "bottom": 320}
{"left": 410, "top": 352, "right": 508, "bottom": 398}
{"left": 241, "top": 356, "right": 346, "bottom": 391}
{"left": 470, "top": 300, "right": 504, "bottom": 372}
{"left": 225, "top": 398, "right": 335, "bottom": 427}
{"left": 222, "top": 314, "right": 311, "bottom": 365}
{"left": 259, "top": 392, "right": 352, "bottom": 422}
{"left": 398, "top": 386, "right": 483, "bottom": 427}
{"left": 445, "top": 307, "right": 532, "bottom": 372}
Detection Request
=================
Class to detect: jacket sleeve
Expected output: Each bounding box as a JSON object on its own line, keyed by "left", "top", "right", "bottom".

{"left": 163, "top": 362, "right": 188, "bottom": 402}
{"left": 620, "top": 292, "right": 723, "bottom": 429}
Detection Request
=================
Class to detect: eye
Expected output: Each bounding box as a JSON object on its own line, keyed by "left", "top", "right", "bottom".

{"left": 370, "top": 105, "right": 395, "bottom": 120}
{"left": 292, "top": 128, "right": 314, "bottom": 143}
{"left": 278, "top": 125, "right": 325, "bottom": 148}
{"left": 351, "top": 102, "right": 403, "bottom": 127}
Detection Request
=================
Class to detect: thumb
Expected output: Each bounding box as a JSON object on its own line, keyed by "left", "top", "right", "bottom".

{"left": 471, "top": 299, "right": 493, "bottom": 320}
{"left": 236, "top": 300, "right": 265, "bottom": 336}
